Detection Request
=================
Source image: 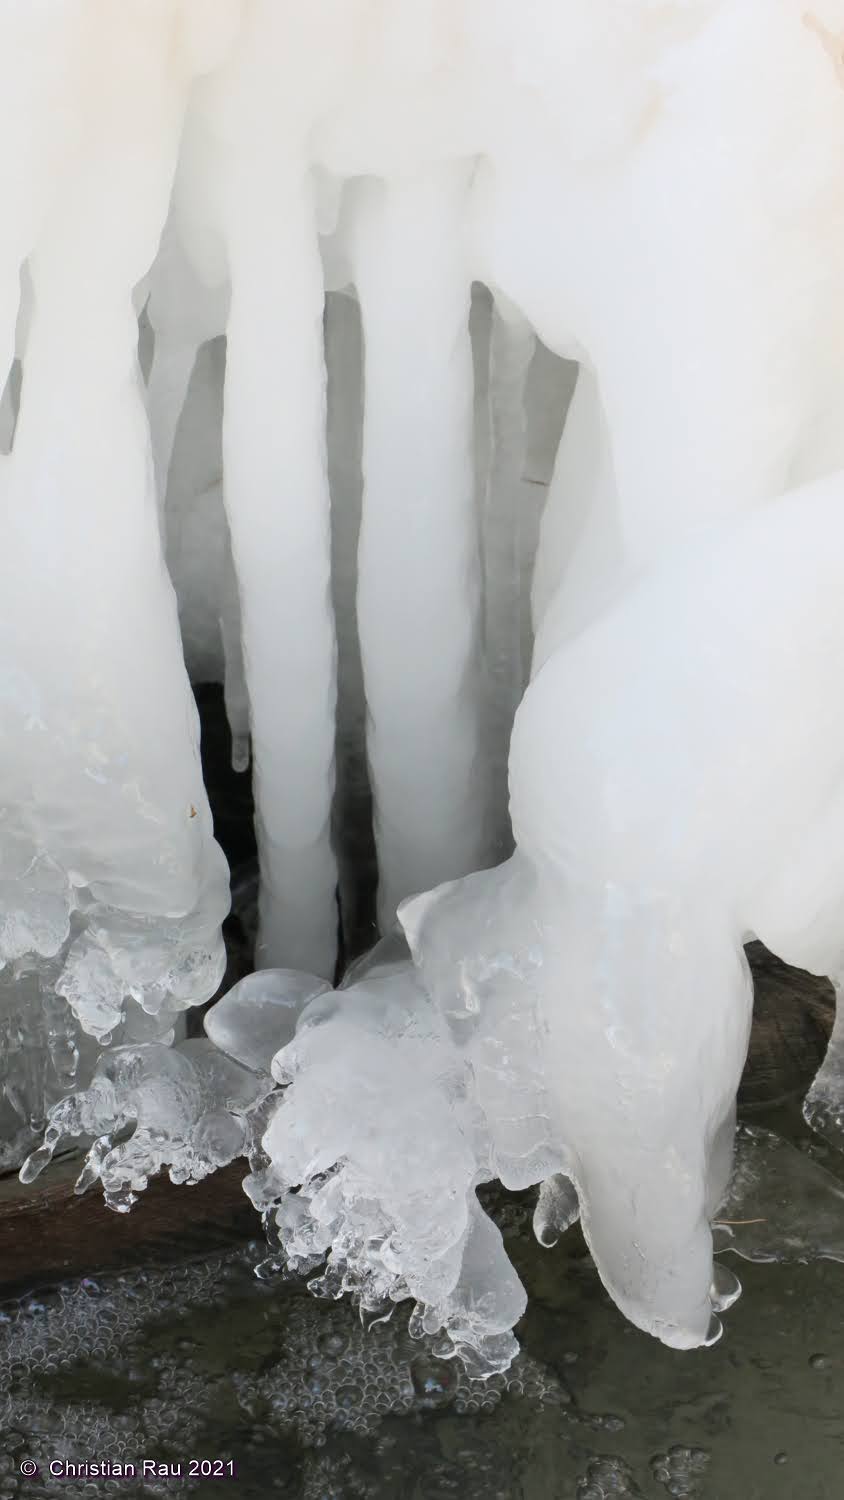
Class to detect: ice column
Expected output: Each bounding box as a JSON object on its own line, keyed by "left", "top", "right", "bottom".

{"left": 208, "top": 18, "right": 338, "bottom": 976}
{"left": 351, "top": 166, "right": 487, "bottom": 925}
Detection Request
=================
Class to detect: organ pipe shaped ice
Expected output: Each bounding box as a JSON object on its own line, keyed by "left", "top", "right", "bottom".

{"left": 204, "top": 7, "right": 341, "bottom": 975}
{"left": 349, "top": 165, "right": 489, "bottom": 925}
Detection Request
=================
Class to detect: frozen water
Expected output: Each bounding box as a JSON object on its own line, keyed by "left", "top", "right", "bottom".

{"left": 20, "top": 1037, "right": 273, "bottom": 1211}
{"left": 804, "top": 984, "right": 844, "bottom": 1151}
{"left": 253, "top": 958, "right": 527, "bottom": 1375}
{"left": 4, "top": 0, "right": 844, "bottom": 1382}
{"left": 717, "top": 1126, "right": 844, "bottom": 1267}
{"left": 348, "top": 164, "right": 489, "bottom": 926}
{"left": 0, "top": 1, "right": 239, "bottom": 1150}
{"left": 204, "top": 968, "right": 332, "bottom": 1074}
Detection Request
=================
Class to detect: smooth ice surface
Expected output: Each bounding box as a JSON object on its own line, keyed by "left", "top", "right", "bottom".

{"left": 204, "top": 967, "right": 332, "bottom": 1074}
{"left": 349, "top": 166, "right": 489, "bottom": 925}
{"left": 718, "top": 1126, "right": 844, "bottom": 1266}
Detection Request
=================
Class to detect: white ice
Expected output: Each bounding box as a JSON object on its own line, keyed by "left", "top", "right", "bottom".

{"left": 0, "top": 3, "right": 236, "bottom": 1115}
{"left": 7, "top": 0, "right": 844, "bottom": 1372}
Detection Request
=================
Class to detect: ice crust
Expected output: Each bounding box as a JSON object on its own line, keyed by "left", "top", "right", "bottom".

{"left": 5, "top": 0, "right": 844, "bottom": 1370}
{"left": 20, "top": 1036, "right": 273, "bottom": 1211}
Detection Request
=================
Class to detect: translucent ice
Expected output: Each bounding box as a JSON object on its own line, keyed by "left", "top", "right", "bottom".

{"left": 252, "top": 958, "right": 527, "bottom": 1375}
{"left": 804, "top": 986, "right": 844, "bottom": 1152}
{"left": 5, "top": 0, "right": 844, "bottom": 1371}
{"left": 204, "top": 968, "right": 332, "bottom": 1075}
{"left": 348, "top": 165, "right": 489, "bottom": 925}
{"left": 717, "top": 1126, "right": 844, "bottom": 1267}
{"left": 21, "top": 1038, "right": 272, "bottom": 1212}
{"left": 0, "top": 3, "right": 238, "bottom": 1132}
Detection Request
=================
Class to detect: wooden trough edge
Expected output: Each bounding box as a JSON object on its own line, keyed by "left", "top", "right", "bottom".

{"left": 0, "top": 1156, "right": 257, "bottom": 1301}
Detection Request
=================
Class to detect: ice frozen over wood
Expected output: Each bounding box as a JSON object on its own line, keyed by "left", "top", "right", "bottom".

{"left": 5, "top": 0, "right": 844, "bottom": 1369}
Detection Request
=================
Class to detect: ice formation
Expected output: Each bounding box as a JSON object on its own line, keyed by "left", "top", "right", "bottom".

{"left": 5, "top": 0, "right": 844, "bottom": 1370}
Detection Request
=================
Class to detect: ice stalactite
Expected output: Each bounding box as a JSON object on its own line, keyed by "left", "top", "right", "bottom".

{"left": 350, "top": 166, "right": 488, "bottom": 927}
{"left": 221, "top": 164, "right": 336, "bottom": 977}
{"left": 207, "top": 14, "right": 338, "bottom": 977}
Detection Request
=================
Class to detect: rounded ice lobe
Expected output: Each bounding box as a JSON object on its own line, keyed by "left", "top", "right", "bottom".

{"left": 203, "top": 967, "right": 332, "bottom": 1074}
{"left": 249, "top": 960, "right": 527, "bottom": 1375}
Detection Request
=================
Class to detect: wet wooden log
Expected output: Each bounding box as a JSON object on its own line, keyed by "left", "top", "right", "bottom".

{"left": 0, "top": 1156, "right": 256, "bottom": 1300}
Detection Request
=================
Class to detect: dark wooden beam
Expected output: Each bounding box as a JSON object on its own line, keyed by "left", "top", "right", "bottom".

{"left": 0, "top": 1156, "right": 256, "bottom": 1300}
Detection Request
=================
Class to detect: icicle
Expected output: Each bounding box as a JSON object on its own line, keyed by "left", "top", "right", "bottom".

{"left": 350, "top": 164, "right": 487, "bottom": 928}
{"left": 533, "top": 1174, "right": 580, "bottom": 1248}
{"left": 207, "top": 14, "right": 338, "bottom": 974}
